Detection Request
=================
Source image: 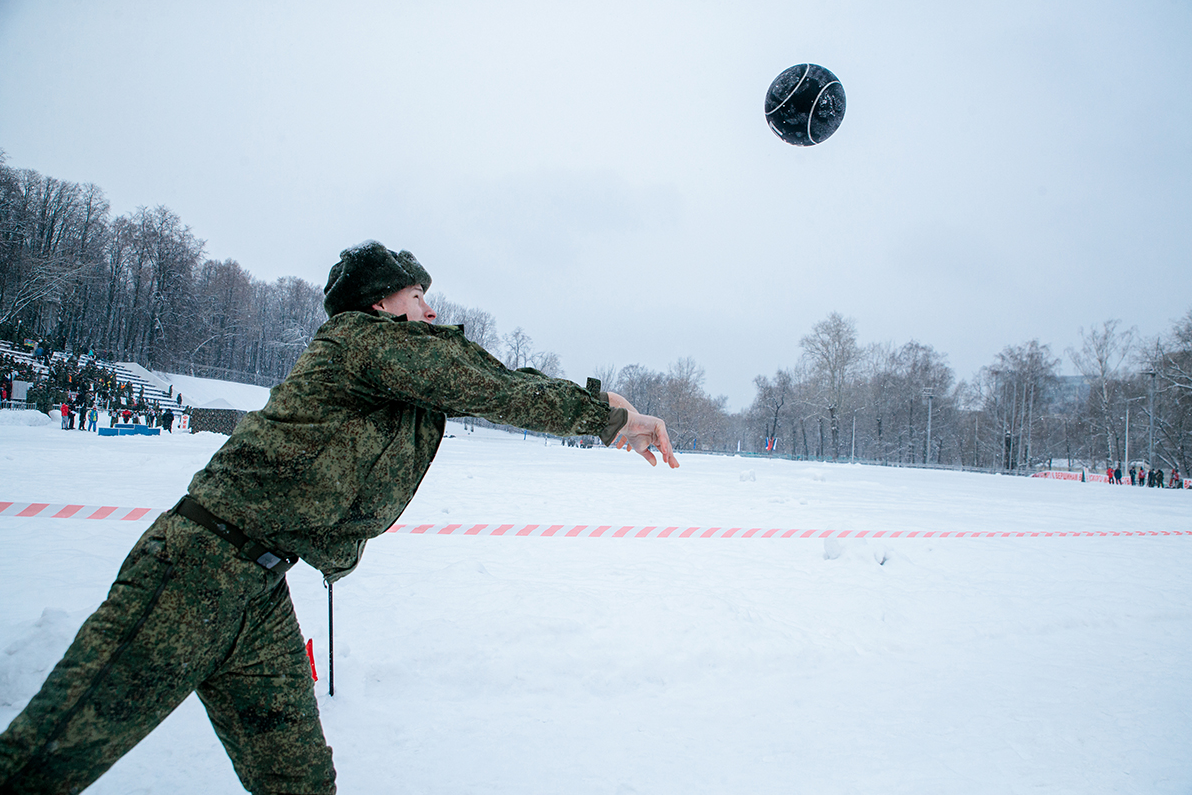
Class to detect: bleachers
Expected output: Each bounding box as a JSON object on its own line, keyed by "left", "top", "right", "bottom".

{"left": 0, "top": 341, "right": 175, "bottom": 408}
{"left": 106, "top": 362, "right": 174, "bottom": 407}
{"left": 1, "top": 339, "right": 53, "bottom": 377}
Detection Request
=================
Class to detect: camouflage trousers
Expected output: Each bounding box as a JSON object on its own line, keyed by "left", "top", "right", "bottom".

{"left": 0, "top": 512, "right": 336, "bottom": 794}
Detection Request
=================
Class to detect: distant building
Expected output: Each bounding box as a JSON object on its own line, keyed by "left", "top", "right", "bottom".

{"left": 1053, "top": 375, "right": 1090, "bottom": 410}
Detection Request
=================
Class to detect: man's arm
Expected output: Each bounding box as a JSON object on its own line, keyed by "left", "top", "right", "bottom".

{"left": 360, "top": 320, "right": 676, "bottom": 466}
{"left": 357, "top": 320, "right": 595, "bottom": 430}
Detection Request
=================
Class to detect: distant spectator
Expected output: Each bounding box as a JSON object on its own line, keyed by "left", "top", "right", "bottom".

{"left": 60, "top": 402, "right": 70, "bottom": 430}
{"left": 162, "top": 407, "right": 175, "bottom": 433}
{"left": 1106, "top": 466, "right": 1114, "bottom": 484}
{"left": 87, "top": 406, "right": 98, "bottom": 432}
{"left": 1113, "top": 465, "right": 1121, "bottom": 484}
{"left": 1129, "top": 466, "right": 1137, "bottom": 486}
{"left": 1157, "top": 469, "right": 1165, "bottom": 489}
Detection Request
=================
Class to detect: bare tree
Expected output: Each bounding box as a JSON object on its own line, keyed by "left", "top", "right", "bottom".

{"left": 426, "top": 293, "right": 462, "bottom": 324}
{"left": 750, "top": 369, "right": 793, "bottom": 453}
{"left": 530, "top": 350, "right": 564, "bottom": 378}
{"left": 800, "top": 312, "right": 860, "bottom": 460}
{"left": 859, "top": 342, "right": 897, "bottom": 463}
{"left": 427, "top": 292, "right": 501, "bottom": 353}
{"left": 590, "top": 363, "right": 618, "bottom": 393}
{"left": 1155, "top": 309, "right": 1192, "bottom": 394}
{"left": 658, "top": 357, "right": 730, "bottom": 451}
{"left": 614, "top": 364, "right": 665, "bottom": 417}
{"left": 1069, "top": 320, "right": 1136, "bottom": 466}
{"left": 459, "top": 306, "right": 500, "bottom": 353}
{"left": 0, "top": 256, "right": 88, "bottom": 327}
{"left": 1141, "top": 310, "right": 1192, "bottom": 474}
{"left": 979, "top": 340, "right": 1061, "bottom": 470}
{"left": 502, "top": 327, "right": 534, "bottom": 369}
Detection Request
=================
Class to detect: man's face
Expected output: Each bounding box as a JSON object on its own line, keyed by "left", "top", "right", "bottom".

{"left": 372, "top": 285, "right": 436, "bottom": 322}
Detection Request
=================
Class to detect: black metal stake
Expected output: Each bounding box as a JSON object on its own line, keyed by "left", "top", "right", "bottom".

{"left": 328, "top": 580, "right": 335, "bottom": 697}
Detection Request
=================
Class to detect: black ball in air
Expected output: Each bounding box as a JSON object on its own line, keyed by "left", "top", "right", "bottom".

{"left": 764, "top": 64, "right": 846, "bottom": 146}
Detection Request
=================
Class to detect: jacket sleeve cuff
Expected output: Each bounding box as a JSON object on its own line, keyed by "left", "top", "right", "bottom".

{"left": 600, "top": 407, "right": 628, "bottom": 446}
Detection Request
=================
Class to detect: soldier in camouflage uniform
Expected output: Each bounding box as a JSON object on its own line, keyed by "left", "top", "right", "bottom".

{"left": 0, "top": 242, "right": 678, "bottom": 794}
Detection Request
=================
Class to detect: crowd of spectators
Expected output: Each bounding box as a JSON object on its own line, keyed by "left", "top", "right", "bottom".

{"left": 2, "top": 341, "right": 185, "bottom": 432}
{"left": 1103, "top": 463, "right": 1185, "bottom": 489}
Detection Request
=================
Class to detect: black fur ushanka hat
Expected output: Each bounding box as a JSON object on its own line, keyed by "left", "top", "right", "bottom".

{"left": 323, "top": 241, "right": 432, "bottom": 317}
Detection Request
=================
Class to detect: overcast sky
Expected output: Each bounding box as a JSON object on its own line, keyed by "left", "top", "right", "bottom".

{"left": 2, "top": 0, "right": 1189, "bottom": 409}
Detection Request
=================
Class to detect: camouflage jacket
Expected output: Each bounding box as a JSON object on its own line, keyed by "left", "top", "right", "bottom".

{"left": 187, "top": 310, "right": 624, "bottom": 581}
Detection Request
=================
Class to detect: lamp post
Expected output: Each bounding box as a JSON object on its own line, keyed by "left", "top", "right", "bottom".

{"left": 851, "top": 411, "right": 857, "bottom": 463}
{"left": 923, "top": 388, "right": 934, "bottom": 466}
{"left": 850, "top": 405, "right": 868, "bottom": 464}
{"left": 1145, "top": 368, "right": 1157, "bottom": 466}
{"left": 1124, "top": 394, "right": 1145, "bottom": 474}
{"left": 1125, "top": 404, "right": 1131, "bottom": 473}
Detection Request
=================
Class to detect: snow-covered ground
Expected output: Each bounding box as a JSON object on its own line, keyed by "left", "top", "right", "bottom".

{"left": 2, "top": 414, "right": 1190, "bottom": 794}
{"left": 115, "top": 361, "right": 273, "bottom": 411}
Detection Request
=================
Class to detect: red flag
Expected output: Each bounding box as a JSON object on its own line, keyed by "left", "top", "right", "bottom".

{"left": 305, "top": 638, "right": 318, "bottom": 681}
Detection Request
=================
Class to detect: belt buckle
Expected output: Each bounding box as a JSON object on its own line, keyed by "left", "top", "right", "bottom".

{"left": 255, "top": 550, "right": 285, "bottom": 569}
{"left": 241, "top": 542, "right": 294, "bottom": 572}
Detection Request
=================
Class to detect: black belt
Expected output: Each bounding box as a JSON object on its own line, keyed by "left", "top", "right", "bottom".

{"left": 172, "top": 496, "right": 298, "bottom": 573}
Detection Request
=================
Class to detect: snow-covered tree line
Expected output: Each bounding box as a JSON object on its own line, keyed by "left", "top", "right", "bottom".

{"left": 0, "top": 155, "right": 573, "bottom": 388}
{"left": 739, "top": 312, "right": 1192, "bottom": 477}
{"left": 0, "top": 154, "right": 325, "bottom": 385}
{"left": 427, "top": 294, "right": 564, "bottom": 378}
{"left": 584, "top": 310, "right": 1192, "bottom": 477}
{"left": 3, "top": 155, "right": 1188, "bottom": 473}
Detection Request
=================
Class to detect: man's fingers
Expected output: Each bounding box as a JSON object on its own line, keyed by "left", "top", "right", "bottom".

{"left": 660, "top": 438, "right": 679, "bottom": 468}
{"left": 651, "top": 419, "right": 680, "bottom": 469}
{"left": 613, "top": 412, "right": 679, "bottom": 470}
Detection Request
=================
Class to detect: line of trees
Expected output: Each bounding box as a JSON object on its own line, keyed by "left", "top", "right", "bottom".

{"left": 738, "top": 312, "right": 1192, "bottom": 477}
{"left": 3, "top": 153, "right": 1189, "bottom": 474}
{"left": 569, "top": 309, "right": 1192, "bottom": 478}
{"left": 0, "top": 152, "right": 325, "bottom": 386}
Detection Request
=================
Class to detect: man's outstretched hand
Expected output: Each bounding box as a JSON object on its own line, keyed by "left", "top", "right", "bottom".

{"left": 606, "top": 392, "right": 680, "bottom": 469}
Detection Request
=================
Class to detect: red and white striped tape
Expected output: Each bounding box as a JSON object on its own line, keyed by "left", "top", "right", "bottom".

{"left": 0, "top": 502, "right": 161, "bottom": 521}
{"left": 1, "top": 503, "right": 1187, "bottom": 538}
{"left": 385, "top": 523, "right": 1191, "bottom": 538}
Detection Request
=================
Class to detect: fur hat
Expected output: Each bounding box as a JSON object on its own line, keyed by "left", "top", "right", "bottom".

{"left": 323, "top": 241, "right": 433, "bottom": 317}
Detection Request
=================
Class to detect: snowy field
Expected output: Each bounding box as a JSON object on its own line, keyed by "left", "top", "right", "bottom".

{"left": 2, "top": 413, "right": 1191, "bottom": 794}
{"left": 116, "top": 362, "right": 273, "bottom": 411}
